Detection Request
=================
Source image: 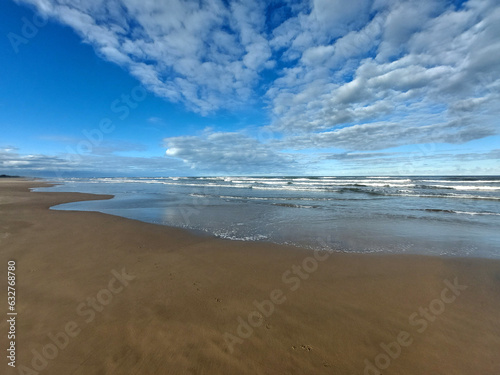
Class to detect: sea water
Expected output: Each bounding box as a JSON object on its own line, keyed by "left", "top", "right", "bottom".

{"left": 34, "top": 176, "right": 500, "bottom": 258}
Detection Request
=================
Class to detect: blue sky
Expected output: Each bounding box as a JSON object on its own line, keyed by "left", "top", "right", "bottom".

{"left": 1, "top": 0, "right": 499, "bottom": 177}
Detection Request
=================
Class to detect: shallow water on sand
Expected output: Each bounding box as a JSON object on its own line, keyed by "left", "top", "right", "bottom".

{"left": 35, "top": 176, "right": 500, "bottom": 258}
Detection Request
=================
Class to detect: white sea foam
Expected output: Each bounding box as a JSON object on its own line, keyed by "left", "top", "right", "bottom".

{"left": 430, "top": 185, "right": 500, "bottom": 191}
{"left": 397, "top": 193, "right": 500, "bottom": 200}
{"left": 419, "top": 179, "right": 500, "bottom": 184}
{"left": 454, "top": 211, "right": 500, "bottom": 216}
{"left": 212, "top": 231, "right": 269, "bottom": 242}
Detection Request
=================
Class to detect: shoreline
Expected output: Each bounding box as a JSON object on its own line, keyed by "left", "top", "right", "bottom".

{"left": 1, "top": 178, "right": 500, "bottom": 374}
{"left": 32, "top": 176, "right": 499, "bottom": 259}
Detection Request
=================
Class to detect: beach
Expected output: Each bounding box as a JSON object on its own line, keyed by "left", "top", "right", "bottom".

{"left": 1, "top": 178, "right": 500, "bottom": 374}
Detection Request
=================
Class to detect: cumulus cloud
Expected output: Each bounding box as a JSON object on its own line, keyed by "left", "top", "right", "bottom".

{"left": 266, "top": 0, "right": 500, "bottom": 149}
{"left": 13, "top": 0, "right": 500, "bottom": 174}
{"left": 0, "top": 146, "right": 75, "bottom": 172}
{"left": 276, "top": 115, "right": 497, "bottom": 151}
{"left": 16, "top": 0, "right": 274, "bottom": 115}
{"left": 323, "top": 149, "right": 500, "bottom": 163}
{"left": 164, "top": 132, "right": 298, "bottom": 174}
{"left": 319, "top": 149, "right": 500, "bottom": 175}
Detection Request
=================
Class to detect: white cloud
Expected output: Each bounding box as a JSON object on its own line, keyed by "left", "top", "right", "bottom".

{"left": 13, "top": 0, "right": 500, "bottom": 163}
{"left": 277, "top": 116, "right": 497, "bottom": 151}
{"left": 265, "top": 0, "right": 500, "bottom": 151}
{"left": 319, "top": 148, "right": 500, "bottom": 175}
{"left": 311, "top": 0, "right": 372, "bottom": 35}
{"left": 164, "top": 132, "right": 298, "bottom": 174}
{"left": 16, "top": 0, "right": 274, "bottom": 115}
{"left": 376, "top": 0, "right": 445, "bottom": 61}
{"left": 0, "top": 145, "right": 184, "bottom": 176}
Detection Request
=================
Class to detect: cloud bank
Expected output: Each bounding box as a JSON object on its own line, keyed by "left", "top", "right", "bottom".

{"left": 0, "top": 146, "right": 185, "bottom": 177}
{"left": 164, "top": 132, "right": 297, "bottom": 174}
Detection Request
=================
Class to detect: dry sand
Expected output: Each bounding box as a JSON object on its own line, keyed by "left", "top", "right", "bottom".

{"left": 1, "top": 179, "right": 499, "bottom": 374}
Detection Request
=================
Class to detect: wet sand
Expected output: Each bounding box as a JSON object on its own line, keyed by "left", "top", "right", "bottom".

{"left": 1, "top": 178, "right": 499, "bottom": 374}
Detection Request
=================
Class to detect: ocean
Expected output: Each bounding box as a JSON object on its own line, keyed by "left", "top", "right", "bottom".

{"left": 35, "top": 176, "right": 500, "bottom": 258}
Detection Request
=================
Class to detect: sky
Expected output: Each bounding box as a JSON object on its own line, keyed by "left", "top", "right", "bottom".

{"left": 0, "top": 0, "right": 499, "bottom": 177}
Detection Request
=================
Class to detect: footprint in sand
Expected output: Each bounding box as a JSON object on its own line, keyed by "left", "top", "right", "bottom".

{"left": 193, "top": 281, "right": 201, "bottom": 291}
